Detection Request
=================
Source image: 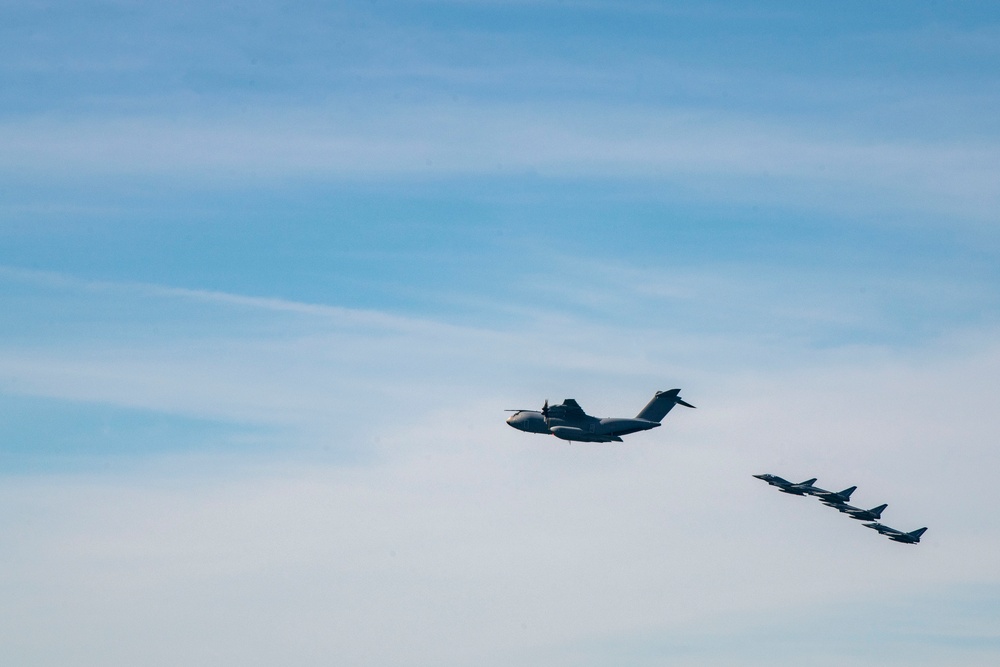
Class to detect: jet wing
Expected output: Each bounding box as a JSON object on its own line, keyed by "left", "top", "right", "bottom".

{"left": 864, "top": 522, "right": 902, "bottom": 537}
{"left": 822, "top": 501, "right": 857, "bottom": 513}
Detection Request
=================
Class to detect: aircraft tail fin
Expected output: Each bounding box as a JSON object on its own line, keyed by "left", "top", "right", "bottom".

{"left": 870, "top": 504, "right": 888, "bottom": 518}
{"left": 636, "top": 389, "right": 695, "bottom": 422}
{"left": 839, "top": 486, "right": 857, "bottom": 501}
{"left": 909, "top": 527, "right": 928, "bottom": 539}
{"left": 800, "top": 478, "right": 817, "bottom": 487}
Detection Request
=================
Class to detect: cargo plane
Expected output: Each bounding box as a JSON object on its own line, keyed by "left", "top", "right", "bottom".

{"left": 506, "top": 389, "right": 694, "bottom": 443}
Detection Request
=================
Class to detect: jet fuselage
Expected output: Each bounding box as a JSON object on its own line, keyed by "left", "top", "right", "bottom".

{"left": 753, "top": 474, "right": 817, "bottom": 495}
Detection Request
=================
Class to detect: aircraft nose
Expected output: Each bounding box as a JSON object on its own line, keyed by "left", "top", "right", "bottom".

{"left": 506, "top": 412, "right": 533, "bottom": 432}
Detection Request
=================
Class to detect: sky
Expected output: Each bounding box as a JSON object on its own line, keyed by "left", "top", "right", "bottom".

{"left": 2, "top": 1, "right": 1000, "bottom": 665}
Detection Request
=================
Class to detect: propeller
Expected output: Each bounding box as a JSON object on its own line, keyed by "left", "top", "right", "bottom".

{"left": 504, "top": 399, "right": 552, "bottom": 416}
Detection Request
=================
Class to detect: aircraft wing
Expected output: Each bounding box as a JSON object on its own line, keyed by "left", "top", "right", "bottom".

{"left": 864, "top": 522, "right": 902, "bottom": 537}
{"left": 557, "top": 399, "right": 588, "bottom": 420}
{"left": 822, "top": 501, "right": 856, "bottom": 513}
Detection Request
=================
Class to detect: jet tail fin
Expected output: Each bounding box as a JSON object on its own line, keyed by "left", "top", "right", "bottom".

{"left": 909, "top": 527, "right": 928, "bottom": 539}
{"left": 870, "top": 503, "right": 888, "bottom": 518}
{"left": 839, "top": 486, "right": 857, "bottom": 501}
{"left": 636, "top": 389, "right": 695, "bottom": 422}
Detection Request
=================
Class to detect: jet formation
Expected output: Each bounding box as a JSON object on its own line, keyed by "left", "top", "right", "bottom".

{"left": 505, "top": 389, "right": 695, "bottom": 443}
{"left": 753, "top": 474, "right": 927, "bottom": 545}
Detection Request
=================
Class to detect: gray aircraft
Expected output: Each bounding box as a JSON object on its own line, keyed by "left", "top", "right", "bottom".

{"left": 863, "top": 522, "right": 928, "bottom": 544}
{"left": 821, "top": 501, "right": 888, "bottom": 522}
{"left": 808, "top": 485, "right": 858, "bottom": 504}
{"left": 505, "top": 389, "right": 695, "bottom": 443}
{"left": 753, "top": 474, "right": 819, "bottom": 496}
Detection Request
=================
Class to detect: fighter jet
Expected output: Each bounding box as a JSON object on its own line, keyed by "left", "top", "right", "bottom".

{"left": 752, "top": 474, "right": 819, "bottom": 496}
{"left": 808, "top": 485, "right": 858, "bottom": 504}
{"left": 505, "top": 389, "right": 694, "bottom": 443}
{"left": 863, "top": 522, "right": 928, "bottom": 544}
{"left": 821, "top": 501, "right": 888, "bottom": 522}
{"left": 755, "top": 476, "right": 860, "bottom": 503}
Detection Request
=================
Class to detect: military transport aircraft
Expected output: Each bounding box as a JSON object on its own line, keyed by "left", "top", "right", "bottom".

{"left": 863, "top": 522, "right": 928, "bottom": 544}
{"left": 752, "top": 474, "right": 819, "bottom": 495}
{"left": 821, "top": 501, "right": 888, "bottom": 522}
{"left": 505, "top": 389, "right": 694, "bottom": 443}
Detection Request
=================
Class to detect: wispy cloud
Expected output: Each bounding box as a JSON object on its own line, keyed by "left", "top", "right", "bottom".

{"left": 4, "top": 106, "right": 998, "bottom": 222}
{"left": 0, "top": 263, "right": 997, "bottom": 466}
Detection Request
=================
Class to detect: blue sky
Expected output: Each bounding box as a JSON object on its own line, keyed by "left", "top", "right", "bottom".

{"left": 2, "top": 1, "right": 1000, "bottom": 665}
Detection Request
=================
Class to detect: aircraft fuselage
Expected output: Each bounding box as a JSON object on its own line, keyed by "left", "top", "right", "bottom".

{"left": 506, "top": 411, "right": 660, "bottom": 442}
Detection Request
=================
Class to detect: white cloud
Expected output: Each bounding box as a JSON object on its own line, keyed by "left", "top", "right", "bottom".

{"left": 1, "top": 270, "right": 999, "bottom": 665}
{"left": 2, "top": 336, "right": 999, "bottom": 665}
